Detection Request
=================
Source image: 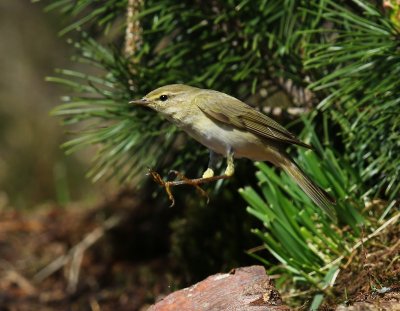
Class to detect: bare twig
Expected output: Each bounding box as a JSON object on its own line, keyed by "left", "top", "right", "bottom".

{"left": 148, "top": 169, "right": 230, "bottom": 207}
{"left": 275, "top": 77, "right": 315, "bottom": 108}
{"left": 321, "top": 212, "right": 400, "bottom": 271}
{"left": 2, "top": 270, "right": 37, "bottom": 295}
{"left": 1, "top": 258, "right": 36, "bottom": 295}
{"left": 90, "top": 297, "right": 102, "bottom": 311}
{"left": 34, "top": 215, "right": 122, "bottom": 293}
{"left": 262, "top": 106, "right": 310, "bottom": 118}
{"left": 125, "top": 0, "right": 143, "bottom": 56}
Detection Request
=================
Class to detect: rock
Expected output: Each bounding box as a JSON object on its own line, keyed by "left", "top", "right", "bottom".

{"left": 148, "top": 265, "right": 289, "bottom": 311}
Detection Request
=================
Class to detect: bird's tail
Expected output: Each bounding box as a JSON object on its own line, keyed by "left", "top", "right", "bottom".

{"left": 280, "top": 158, "right": 337, "bottom": 222}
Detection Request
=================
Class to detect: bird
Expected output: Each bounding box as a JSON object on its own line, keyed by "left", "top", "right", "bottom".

{"left": 130, "top": 84, "right": 336, "bottom": 221}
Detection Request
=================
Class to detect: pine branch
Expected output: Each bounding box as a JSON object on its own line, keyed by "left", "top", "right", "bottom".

{"left": 125, "top": 0, "right": 143, "bottom": 56}
{"left": 39, "top": 0, "right": 128, "bottom": 36}
{"left": 304, "top": 0, "right": 400, "bottom": 199}
{"left": 46, "top": 0, "right": 399, "bottom": 200}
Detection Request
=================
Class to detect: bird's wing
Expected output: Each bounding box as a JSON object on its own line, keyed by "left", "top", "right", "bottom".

{"left": 195, "top": 92, "right": 311, "bottom": 149}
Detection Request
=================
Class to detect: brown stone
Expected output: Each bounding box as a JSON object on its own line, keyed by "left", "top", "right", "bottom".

{"left": 148, "top": 265, "right": 289, "bottom": 311}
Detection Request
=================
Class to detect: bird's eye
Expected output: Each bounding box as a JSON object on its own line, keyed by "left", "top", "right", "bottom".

{"left": 159, "top": 95, "right": 168, "bottom": 101}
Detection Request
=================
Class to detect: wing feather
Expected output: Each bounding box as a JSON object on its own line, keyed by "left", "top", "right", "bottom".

{"left": 195, "top": 91, "right": 311, "bottom": 149}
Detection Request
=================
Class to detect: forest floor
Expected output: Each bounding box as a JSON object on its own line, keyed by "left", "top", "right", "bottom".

{"left": 0, "top": 197, "right": 398, "bottom": 311}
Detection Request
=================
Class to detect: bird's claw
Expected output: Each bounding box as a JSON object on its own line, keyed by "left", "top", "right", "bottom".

{"left": 147, "top": 169, "right": 210, "bottom": 206}
{"left": 147, "top": 169, "right": 176, "bottom": 207}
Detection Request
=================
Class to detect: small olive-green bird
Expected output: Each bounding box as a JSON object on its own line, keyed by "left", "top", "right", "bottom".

{"left": 131, "top": 84, "right": 336, "bottom": 220}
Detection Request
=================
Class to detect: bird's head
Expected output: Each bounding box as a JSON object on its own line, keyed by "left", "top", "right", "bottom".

{"left": 130, "top": 84, "right": 200, "bottom": 116}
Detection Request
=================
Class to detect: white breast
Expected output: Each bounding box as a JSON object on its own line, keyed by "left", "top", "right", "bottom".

{"left": 175, "top": 111, "right": 276, "bottom": 162}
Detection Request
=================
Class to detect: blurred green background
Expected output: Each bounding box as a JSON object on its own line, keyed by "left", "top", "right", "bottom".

{"left": 0, "top": 1, "right": 101, "bottom": 209}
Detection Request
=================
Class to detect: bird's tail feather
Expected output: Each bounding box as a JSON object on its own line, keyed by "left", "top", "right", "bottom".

{"left": 281, "top": 159, "right": 337, "bottom": 222}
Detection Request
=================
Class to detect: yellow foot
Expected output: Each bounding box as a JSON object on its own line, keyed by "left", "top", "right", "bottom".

{"left": 202, "top": 168, "right": 215, "bottom": 178}
{"left": 224, "top": 164, "right": 235, "bottom": 177}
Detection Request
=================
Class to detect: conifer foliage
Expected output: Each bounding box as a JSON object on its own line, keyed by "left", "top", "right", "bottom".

{"left": 45, "top": 0, "right": 399, "bottom": 199}
{"left": 42, "top": 0, "right": 399, "bottom": 306}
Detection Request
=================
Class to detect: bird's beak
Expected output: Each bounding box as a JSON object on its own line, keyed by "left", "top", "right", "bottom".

{"left": 129, "top": 98, "right": 149, "bottom": 106}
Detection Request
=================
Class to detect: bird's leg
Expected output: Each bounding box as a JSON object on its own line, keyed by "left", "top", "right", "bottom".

{"left": 168, "top": 170, "right": 210, "bottom": 204}
{"left": 224, "top": 147, "right": 235, "bottom": 177}
{"left": 168, "top": 148, "right": 234, "bottom": 185}
{"left": 147, "top": 149, "right": 235, "bottom": 206}
{"left": 202, "top": 150, "right": 220, "bottom": 178}
{"left": 148, "top": 169, "right": 231, "bottom": 207}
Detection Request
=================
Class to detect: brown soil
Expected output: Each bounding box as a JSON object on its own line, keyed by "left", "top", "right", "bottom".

{"left": 321, "top": 214, "right": 400, "bottom": 310}
{"left": 0, "top": 196, "right": 398, "bottom": 310}
{"left": 0, "top": 190, "right": 178, "bottom": 311}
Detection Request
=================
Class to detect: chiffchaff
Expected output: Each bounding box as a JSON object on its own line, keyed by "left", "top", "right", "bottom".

{"left": 130, "top": 84, "right": 336, "bottom": 221}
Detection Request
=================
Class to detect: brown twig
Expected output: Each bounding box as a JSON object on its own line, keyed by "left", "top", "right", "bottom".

{"left": 125, "top": 0, "right": 143, "bottom": 57}
{"left": 34, "top": 215, "right": 122, "bottom": 293}
{"left": 147, "top": 169, "right": 231, "bottom": 207}
{"left": 321, "top": 212, "right": 400, "bottom": 271}
{"left": 2, "top": 270, "right": 37, "bottom": 296}
{"left": 275, "top": 77, "right": 315, "bottom": 108}
{"left": 262, "top": 106, "right": 310, "bottom": 118}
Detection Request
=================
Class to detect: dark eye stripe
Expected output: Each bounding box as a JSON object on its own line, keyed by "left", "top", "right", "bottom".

{"left": 160, "top": 95, "right": 168, "bottom": 101}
